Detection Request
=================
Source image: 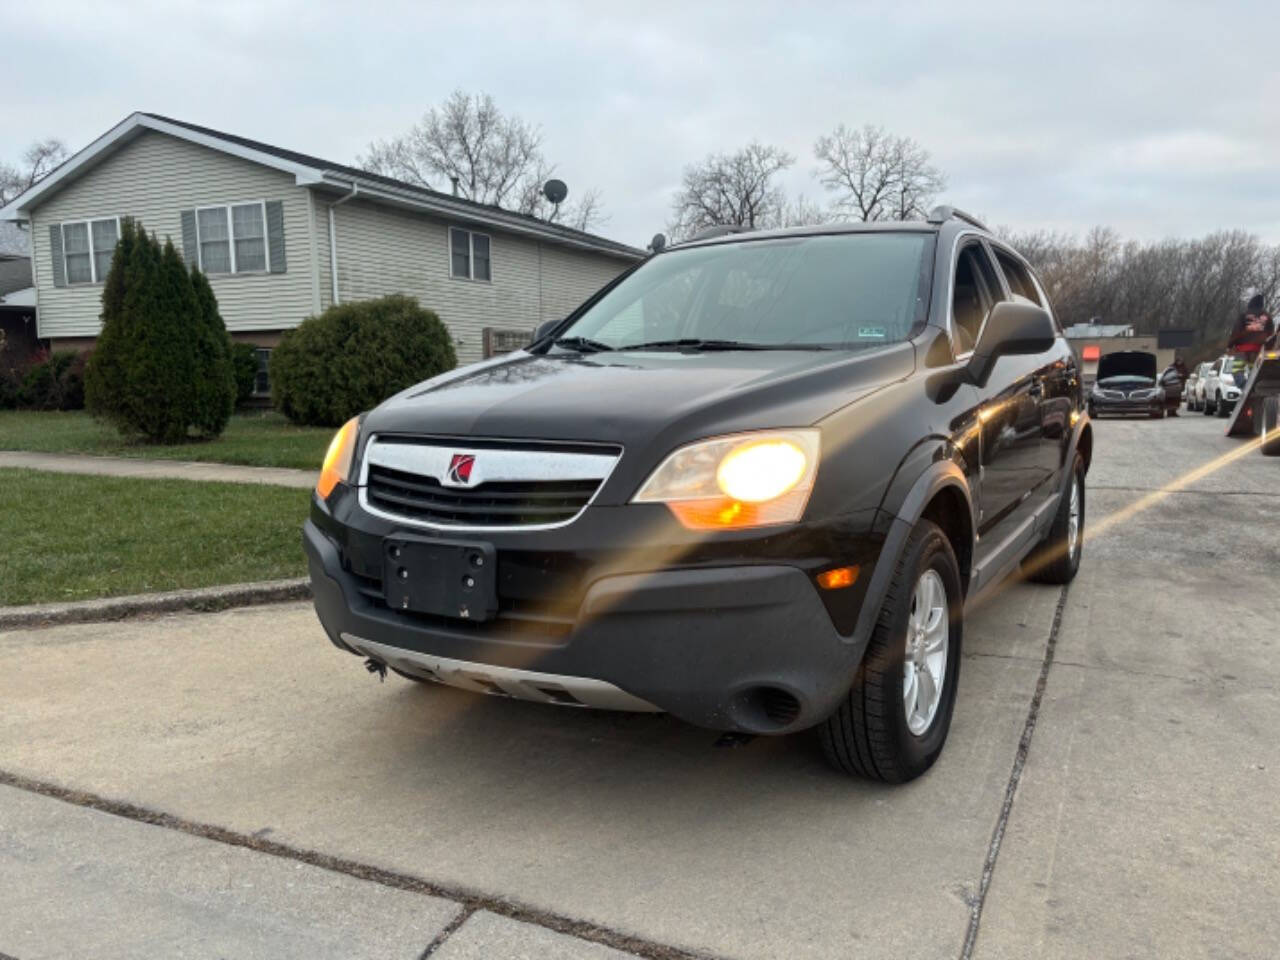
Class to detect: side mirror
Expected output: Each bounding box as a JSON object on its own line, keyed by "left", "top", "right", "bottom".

{"left": 533, "top": 318, "right": 560, "bottom": 344}
{"left": 967, "top": 301, "right": 1056, "bottom": 386}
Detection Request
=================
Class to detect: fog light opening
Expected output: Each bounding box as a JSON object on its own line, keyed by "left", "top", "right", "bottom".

{"left": 755, "top": 687, "right": 802, "bottom": 727}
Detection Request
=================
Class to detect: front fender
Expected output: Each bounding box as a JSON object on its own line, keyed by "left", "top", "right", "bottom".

{"left": 849, "top": 457, "right": 976, "bottom": 650}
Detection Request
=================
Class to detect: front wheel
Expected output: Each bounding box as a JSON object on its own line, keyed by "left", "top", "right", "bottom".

{"left": 819, "top": 520, "right": 962, "bottom": 783}
{"left": 1216, "top": 394, "right": 1230, "bottom": 418}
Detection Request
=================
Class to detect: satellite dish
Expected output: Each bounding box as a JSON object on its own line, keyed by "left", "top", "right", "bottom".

{"left": 542, "top": 179, "right": 568, "bottom": 205}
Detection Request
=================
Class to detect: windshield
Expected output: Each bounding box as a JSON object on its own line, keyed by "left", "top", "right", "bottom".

{"left": 550, "top": 232, "right": 935, "bottom": 351}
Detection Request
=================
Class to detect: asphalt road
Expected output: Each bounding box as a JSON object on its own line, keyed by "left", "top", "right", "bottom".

{"left": 1, "top": 412, "right": 1276, "bottom": 959}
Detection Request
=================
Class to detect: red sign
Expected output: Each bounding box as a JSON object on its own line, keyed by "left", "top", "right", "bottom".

{"left": 1082, "top": 345, "right": 1101, "bottom": 362}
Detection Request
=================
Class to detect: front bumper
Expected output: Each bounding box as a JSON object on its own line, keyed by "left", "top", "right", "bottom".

{"left": 1089, "top": 395, "right": 1162, "bottom": 417}
{"left": 304, "top": 491, "right": 883, "bottom": 734}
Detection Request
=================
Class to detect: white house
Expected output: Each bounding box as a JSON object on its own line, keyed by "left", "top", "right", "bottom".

{"left": 0, "top": 112, "right": 645, "bottom": 393}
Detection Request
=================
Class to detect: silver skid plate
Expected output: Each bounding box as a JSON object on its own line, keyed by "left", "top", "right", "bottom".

{"left": 341, "top": 634, "right": 660, "bottom": 713}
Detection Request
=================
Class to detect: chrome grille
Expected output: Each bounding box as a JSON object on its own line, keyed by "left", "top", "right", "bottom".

{"left": 367, "top": 465, "right": 600, "bottom": 526}
{"left": 359, "top": 436, "right": 619, "bottom": 531}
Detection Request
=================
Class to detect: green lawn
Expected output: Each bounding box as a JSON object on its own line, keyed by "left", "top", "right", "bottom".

{"left": 0, "top": 468, "right": 310, "bottom": 606}
{"left": 0, "top": 410, "right": 332, "bottom": 470}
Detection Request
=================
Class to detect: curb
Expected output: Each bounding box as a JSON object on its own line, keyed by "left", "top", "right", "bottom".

{"left": 0, "top": 578, "right": 312, "bottom": 631}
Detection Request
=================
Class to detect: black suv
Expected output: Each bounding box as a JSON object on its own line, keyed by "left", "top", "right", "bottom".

{"left": 304, "top": 207, "right": 1092, "bottom": 783}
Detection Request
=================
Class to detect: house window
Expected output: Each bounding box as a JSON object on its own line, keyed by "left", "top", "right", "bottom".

{"left": 60, "top": 217, "right": 120, "bottom": 284}
{"left": 196, "top": 202, "right": 269, "bottom": 275}
{"left": 449, "top": 227, "right": 491, "bottom": 281}
{"left": 253, "top": 348, "right": 272, "bottom": 397}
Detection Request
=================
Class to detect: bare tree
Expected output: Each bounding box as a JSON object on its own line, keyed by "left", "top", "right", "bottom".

{"left": 667, "top": 143, "right": 796, "bottom": 240}
{"left": 358, "top": 91, "right": 604, "bottom": 230}
{"left": 0, "top": 138, "right": 68, "bottom": 254}
{"left": 814, "top": 124, "right": 945, "bottom": 221}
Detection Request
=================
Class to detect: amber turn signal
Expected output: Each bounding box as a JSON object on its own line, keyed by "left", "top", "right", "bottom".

{"left": 317, "top": 417, "right": 360, "bottom": 499}
{"left": 817, "top": 565, "right": 859, "bottom": 590}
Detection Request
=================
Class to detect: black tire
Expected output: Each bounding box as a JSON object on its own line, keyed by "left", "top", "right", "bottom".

{"left": 1216, "top": 393, "right": 1229, "bottom": 418}
{"left": 1026, "top": 453, "right": 1085, "bottom": 585}
{"left": 1203, "top": 396, "right": 1215, "bottom": 415}
{"left": 1151, "top": 408, "right": 1165, "bottom": 419}
{"left": 819, "top": 520, "right": 962, "bottom": 783}
{"left": 1262, "top": 396, "right": 1280, "bottom": 457}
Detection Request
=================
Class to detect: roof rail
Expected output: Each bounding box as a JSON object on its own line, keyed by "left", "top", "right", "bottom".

{"left": 689, "top": 224, "right": 752, "bottom": 242}
{"left": 926, "top": 205, "right": 990, "bottom": 232}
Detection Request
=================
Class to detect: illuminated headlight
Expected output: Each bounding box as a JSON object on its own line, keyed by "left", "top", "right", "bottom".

{"left": 633, "top": 430, "right": 820, "bottom": 530}
{"left": 317, "top": 417, "right": 360, "bottom": 499}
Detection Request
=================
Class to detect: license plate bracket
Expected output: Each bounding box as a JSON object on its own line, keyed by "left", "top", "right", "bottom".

{"left": 382, "top": 537, "right": 498, "bottom": 622}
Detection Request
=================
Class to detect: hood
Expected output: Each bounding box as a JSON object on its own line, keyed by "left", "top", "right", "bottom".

{"left": 362, "top": 345, "right": 915, "bottom": 462}
{"left": 1096, "top": 350, "right": 1157, "bottom": 383}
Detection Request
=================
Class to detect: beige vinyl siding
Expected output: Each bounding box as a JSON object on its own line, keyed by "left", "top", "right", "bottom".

{"left": 30, "top": 131, "right": 314, "bottom": 339}
{"left": 315, "top": 195, "right": 631, "bottom": 365}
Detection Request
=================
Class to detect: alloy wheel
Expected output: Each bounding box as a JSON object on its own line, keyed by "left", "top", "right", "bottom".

{"left": 903, "top": 569, "right": 949, "bottom": 736}
{"left": 1067, "top": 474, "right": 1082, "bottom": 560}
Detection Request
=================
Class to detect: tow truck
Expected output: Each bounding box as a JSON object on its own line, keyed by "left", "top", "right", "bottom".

{"left": 1225, "top": 349, "right": 1280, "bottom": 456}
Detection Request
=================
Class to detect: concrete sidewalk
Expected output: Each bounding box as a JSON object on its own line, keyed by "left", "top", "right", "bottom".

{"left": 0, "top": 784, "right": 462, "bottom": 960}
{"left": 0, "top": 450, "right": 315, "bottom": 488}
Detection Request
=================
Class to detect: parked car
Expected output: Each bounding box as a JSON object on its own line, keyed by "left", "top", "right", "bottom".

{"left": 1203, "top": 354, "right": 1246, "bottom": 417}
{"left": 1087, "top": 350, "right": 1165, "bottom": 418}
{"left": 304, "top": 208, "right": 1092, "bottom": 784}
{"left": 1159, "top": 365, "right": 1183, "bottom": 416}
{"left": 1185, "top": 362, "right": 1212, "bottom": 411}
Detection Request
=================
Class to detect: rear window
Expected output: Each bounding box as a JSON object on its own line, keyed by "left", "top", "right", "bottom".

{"left": 556, "top": 232, "right": 935, "bottom": 351}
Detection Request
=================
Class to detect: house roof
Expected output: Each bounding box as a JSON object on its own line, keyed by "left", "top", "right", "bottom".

{"left": 1063, "top": 322, "right": 1136, "bottom": 339}
{"left": 0, "top": 285, "right": 35, "bottom": 309}
{"left": 0, "top": 112, "right": 645, "bottom": 261}
{"left": 0, "top": 255, "right": 32, "bottom": 298}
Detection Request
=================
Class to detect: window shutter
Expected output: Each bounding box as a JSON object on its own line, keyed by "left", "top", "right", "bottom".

{"left": 265, "top": 200, "right": 287, "bottom": 273}
{"left": 49, "top": 225, "right": 66, "bottom": 288}
{"left": 180, "top": 209, "right": 198, "bottom": 266}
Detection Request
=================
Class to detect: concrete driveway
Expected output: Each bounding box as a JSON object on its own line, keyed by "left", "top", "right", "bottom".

{"left": 1, "top": 413, "right": 1276, "bottom": 959}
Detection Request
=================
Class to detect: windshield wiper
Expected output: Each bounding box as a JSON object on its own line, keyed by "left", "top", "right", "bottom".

{"left": 622, "top": 338, "right": 831, "bottom": 352}
{"left": 551, "top": 336, "right": 615, "bottom": 354}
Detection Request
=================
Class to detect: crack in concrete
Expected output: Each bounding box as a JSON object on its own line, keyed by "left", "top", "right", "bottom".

{"left": 418, "top": 905, "right": 478, "bottom": 959}
{"left": 0, "top": 770, "right": 719, "bottom": 960}
{"left": 960, "top": 583, "right": 1070, "bottom": 960}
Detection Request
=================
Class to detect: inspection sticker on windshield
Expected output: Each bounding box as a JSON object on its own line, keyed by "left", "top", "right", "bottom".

{"left": 858, "top": 326, "right": 887, "bottom": 339}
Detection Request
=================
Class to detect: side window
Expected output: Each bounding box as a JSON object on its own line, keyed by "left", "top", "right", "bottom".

{"left": 951, "top": 244, "right": 1004, "bottom": 354}
{"left": 994, "top": 249, "right": 1041, "bottom": 305}
{"left": 450, "top": 227, "right": 492, "bottom": 281}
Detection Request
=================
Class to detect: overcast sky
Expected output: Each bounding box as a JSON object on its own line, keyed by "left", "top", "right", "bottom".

{"left": 5, "top": 0, "right": 1278, "bottom": 247}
